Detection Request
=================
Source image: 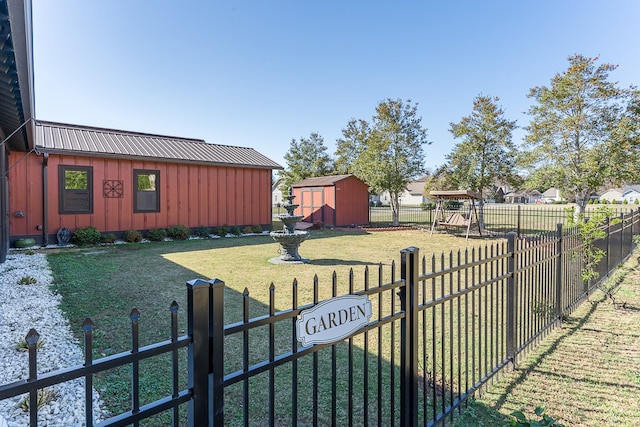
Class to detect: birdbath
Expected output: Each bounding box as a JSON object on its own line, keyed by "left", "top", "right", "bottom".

{"left": 269, "top": 187, "right": 309, "bottom": 263}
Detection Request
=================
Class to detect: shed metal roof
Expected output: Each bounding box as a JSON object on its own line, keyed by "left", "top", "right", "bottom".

{"left": 35, "top": 120, "right": 283, "bottom": 170}
{"left": 429, "top": 190, "right": 482, "bottom": 200}
{"left": 292, "top": 174, "right": 360, "bottom": 187}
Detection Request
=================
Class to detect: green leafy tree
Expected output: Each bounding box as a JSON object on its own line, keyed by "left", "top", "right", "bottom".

{"left": 523, "top": 54, "right": 640, "bottom": 220}
{"left": 278, "top": 132, "right": 335, "bottom": 190}
{"left": 335, "top": 98, "right": 430, "bottom": 225}
{"left": 567, "top": 205, "right": 619, "bottom": 284}
{"left": 441, "top": 95, "right": 518, "bottom": 227}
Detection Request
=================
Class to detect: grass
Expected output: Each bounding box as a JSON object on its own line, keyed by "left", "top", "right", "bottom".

{"left": 452, "top": 255, "right": 640, "bottom": 427}
{"left": 46, "top": 229, "right": 498, "bottom": 426}
{"left": 42, "top": 226, "right": 640, "bottom": 426}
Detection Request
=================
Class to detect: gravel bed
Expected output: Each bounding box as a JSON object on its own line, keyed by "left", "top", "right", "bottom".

{"left": 0, "top": 251, "right": 106, "bottom": 426}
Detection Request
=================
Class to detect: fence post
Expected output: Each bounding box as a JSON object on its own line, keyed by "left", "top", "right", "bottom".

{"left": 605, "top": 217, "right": 610, "bottom": 276}
{"left": 505, "top": 233, "right": 517, "bottom": 370}
{"left": 210, "top": 279, "right": 225, "bottom": 426}
{"left": 555, "top": 223, "right": 563, "bottom": 328}
{"left": 187, "top": 279, "right": 213, "bottom": 427}
{"left": 516, "top": 205, "right": 521, "bottom": 238}
{"left": 400, "top": 246, "right": 419, "bottom": 427}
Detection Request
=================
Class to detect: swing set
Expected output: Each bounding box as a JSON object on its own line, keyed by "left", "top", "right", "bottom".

{"left": 429, "top": 190, "right": 483, "bottom": 240}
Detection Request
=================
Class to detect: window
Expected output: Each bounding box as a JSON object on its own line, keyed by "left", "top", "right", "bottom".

{"left": 134, "top": 169, "right": 160, "bottom": 212}
{"left": 59, "top": 166, "right": 93, "bottom": 214}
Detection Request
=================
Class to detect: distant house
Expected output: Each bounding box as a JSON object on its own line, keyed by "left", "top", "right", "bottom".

{"left": 598, "top": 188, "right": 624, "bottom": 204}
{"left": 379, "top": 177, "right": 428, "bottom": 205}
{"left": 504, "top": 189, "right": 542, "bottom": 204}
{"left": 622, "top": 185, "right": 640, "bottom": 204}
{"left": 291, "top": 174, "right": 369, "bottom": 227}
{"left": 9, "top": 121, "right": 282, "bottom": 247}
{"left": 542, "top": 188, "right": 563, "bottom": 203}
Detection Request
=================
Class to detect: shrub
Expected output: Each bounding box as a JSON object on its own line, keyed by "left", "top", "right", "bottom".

{"left": 242, "top": 225, "right": 254, "bottom": 234}
{"left": 229, "top": 226, "right": 241, "bottom": 236}
{"left": 420, "top": 202, "right": 436, "bottom": 211}
{"left": 101, "top": 233, "right": 117, "bottom": 244}
{"left": 18, "top": 388, "right": 58, "bottom": 412}
{"left": 146, "top": 228, "right": 167, "bottom": 242}
{"left": 124, "top": 230, "right": 143, "bottom": 243}
{"left": 167, "top": 224, "right": 190, "bottom": 240}
{"left": 15, "top": 337, "right": 44, "bottom": 351}
{"left": 251, "top": 224, "right": 263, "bottom": 233}
{"left": 509, "top": 406, "right": 563, "bottom": 426}
{"left": 214, "top": 225, "right": 230, "bottom": 237}
{"left": 623, "top": 199, "right": 629, "bottom": 204}
{"left": 72, "top": 226, "right": 101, "bottom": 246}
{"left": 194, "top": 226, "right": 210, "bottom": 238}
{"left": 17, "top": 275, "right": 37, "bottom": 285}
{"left": 635, "top": 199, "right": 639, "bottom": 205}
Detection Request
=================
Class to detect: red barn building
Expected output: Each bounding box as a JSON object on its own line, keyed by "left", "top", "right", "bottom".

{"left": 291, "top": 175, "right": 369, "bottom": 227}
{"left": 8, "top": 121, "right": 282, "bottom": 246}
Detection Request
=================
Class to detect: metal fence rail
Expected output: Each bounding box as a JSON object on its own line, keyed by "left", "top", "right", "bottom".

{"left": 1, "top": 210, "right": 638, "bottom": 426}
{"left": 365, "top": 204, "right": 637, "bottom": 237}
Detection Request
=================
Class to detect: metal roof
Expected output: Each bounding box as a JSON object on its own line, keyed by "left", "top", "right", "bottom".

{"left": 35, "top": 120, "right": 283, "bottom": 170}
{"left": 429, "top": 190, "right": 482, "bottom": 200}
{"left": 291, "top": 174, "right": 360, "bottom": 187}
{"left": 0, "top": 0, "right": 34, "bottom": 151}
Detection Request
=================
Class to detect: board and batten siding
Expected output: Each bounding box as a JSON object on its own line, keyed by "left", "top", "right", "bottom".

{"left": 292, "top": 175, "right": 369, "bottom": 227}
{"left": 8, "top": 151, "right": 272, "bottom": 242}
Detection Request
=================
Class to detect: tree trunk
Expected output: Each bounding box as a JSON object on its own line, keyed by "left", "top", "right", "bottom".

{"left": 574, "top": 193, "right": 589, "bottom": 222}
{"left": 391, "top": 194, "right": 400, "bottom": 226}
{"left": 477, "top": 198, "right": 485, "bottom": 229}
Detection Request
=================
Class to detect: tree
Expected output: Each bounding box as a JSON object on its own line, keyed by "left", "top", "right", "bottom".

{"left": 335, "top": 98, "right": 430, "bottom": 225}
{"left": 278, "top": 132, "right": 335, "bottom": 190}
{"left": 443, "top": 95, "right": 518, "bottom": 227}
{"left": 523, "top": 54, "right": 640, "bottom": 219}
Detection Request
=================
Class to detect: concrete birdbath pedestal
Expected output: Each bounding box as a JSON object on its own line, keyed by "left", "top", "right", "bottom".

{"left": 269, "top": 187, "right": 310, "bottom": 264}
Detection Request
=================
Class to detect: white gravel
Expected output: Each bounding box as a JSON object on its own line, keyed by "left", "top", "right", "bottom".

{"left": 0, "top": 251, "right": 106, "bottom": 426}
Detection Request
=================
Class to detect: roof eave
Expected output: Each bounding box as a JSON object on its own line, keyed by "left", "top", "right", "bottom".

{"left": 35, "top": 147, "right": 284, "bottom": 170}
{"left": 5, "top": 0, "right": 34, "bottom": 151}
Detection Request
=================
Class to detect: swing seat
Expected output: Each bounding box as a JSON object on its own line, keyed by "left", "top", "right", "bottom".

{"left": 440, "top": 213, "right": 469, "bottom": 228}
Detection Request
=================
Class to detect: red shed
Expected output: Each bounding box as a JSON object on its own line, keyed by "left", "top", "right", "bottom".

{"left": 7, "top": 121, "right": 282, "bottom": 246}
{"left": 291, "top": 175, "right": 369, "bottom": 227}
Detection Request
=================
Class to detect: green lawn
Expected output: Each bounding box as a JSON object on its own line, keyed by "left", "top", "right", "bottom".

{"left": 44, "top": 227, "right": 640, "bottom": 426}
{"left": 451, "top": 255, "right": 640, "bottom": 427}
{"left": 47, "top": 229, "right": 497, "bottom": 426}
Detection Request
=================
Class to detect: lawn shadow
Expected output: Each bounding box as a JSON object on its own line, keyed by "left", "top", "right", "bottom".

{"left": 45, "top": 242, "right": 408, "bottom": 425}
{"left": 307, "top": 258, "right": 382, "bottom": 267}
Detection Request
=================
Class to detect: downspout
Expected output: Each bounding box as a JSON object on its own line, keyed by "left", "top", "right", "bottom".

{"left": 42, "top": 152, "right": 48, "bottom": 246}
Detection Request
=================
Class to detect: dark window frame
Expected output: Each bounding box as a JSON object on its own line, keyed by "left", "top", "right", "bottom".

{"left": 58, "top": 165, "right": 93, "bottom": 214}
{"left": 134, "top": 169, "right": 160, "bottom": 213}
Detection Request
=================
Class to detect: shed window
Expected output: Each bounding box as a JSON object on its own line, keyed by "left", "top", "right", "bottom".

{"left": 59, "top": 166, "right": 93, "bottom": 214}
{"left": 134, "top": 170, "right": 160, "bottom": 213}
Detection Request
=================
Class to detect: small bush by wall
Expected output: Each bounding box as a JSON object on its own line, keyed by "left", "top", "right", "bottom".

{"left": 101, "top": 233, "right": 117, "bottom": 244}
{"left": 72, "top": 226, "right": 101, "bottom": 246}
{"left": 124, "top": 230, "right": 143, "bottom": 243}
{"left": 147, "top": 228, "right": 167, "bottom": 242}
{"left": 194, "top": 226, "right": 210, "bottom": 238}
{"left": 167, "top": 224, "right": 190, "bottom": 240}
{"left": 214, "top": 225, "right": 230, "bottom": 237}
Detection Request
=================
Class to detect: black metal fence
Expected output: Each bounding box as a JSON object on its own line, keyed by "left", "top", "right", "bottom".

{"left": 367, "top": 204, "right": 637, "bottom": 236}
{"left": 1, "top": 210, "right": 639, "bottom": 426}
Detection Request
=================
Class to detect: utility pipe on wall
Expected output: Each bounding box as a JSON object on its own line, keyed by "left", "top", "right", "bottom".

{"left": 41, "top": 152, "right": 48, "bottom": 246}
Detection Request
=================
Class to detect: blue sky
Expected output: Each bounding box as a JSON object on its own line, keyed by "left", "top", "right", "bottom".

{"left": 32, "top": 1, "right": 639, "bottom": 172}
